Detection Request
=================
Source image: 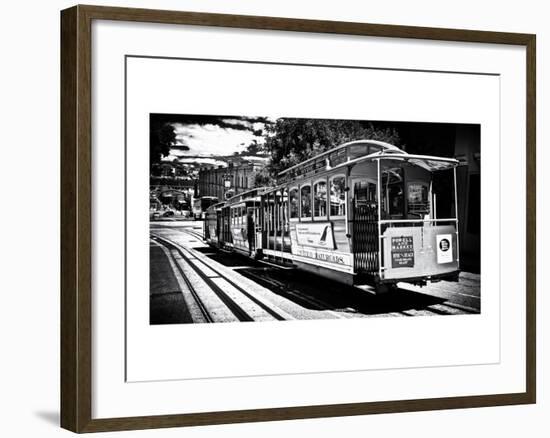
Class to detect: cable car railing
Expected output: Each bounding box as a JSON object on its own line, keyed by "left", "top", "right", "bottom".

{"left": 380, "top": 217, "right": 458, "bottom": 225}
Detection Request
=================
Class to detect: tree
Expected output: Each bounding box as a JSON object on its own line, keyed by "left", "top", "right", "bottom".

{"left": 254, "top": 167, "right": 275, "bottom": 187}
{"left": 149, "top": 122, "right": 177, "bottom": 169}
{"left": 262, "top": 118, "right": 401, "bottom": 177}
{"left": 245, "top": 139, "right": 261, "bottom": 155}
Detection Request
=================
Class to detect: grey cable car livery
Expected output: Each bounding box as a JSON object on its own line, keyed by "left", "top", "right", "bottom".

{"left": 205, "top": 140, "right": 460, "bottom": 293}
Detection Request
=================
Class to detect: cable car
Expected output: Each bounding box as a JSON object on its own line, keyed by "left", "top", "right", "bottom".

{"left": 205, "top": 139, "right": 460, "bottom": 293}
{"left": 192, "top": 196, "right": 218, "bottom": 220}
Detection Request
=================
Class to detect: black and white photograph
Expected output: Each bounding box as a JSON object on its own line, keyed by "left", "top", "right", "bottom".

{"left": 149, "top": 114, "right": 481, "bottom": 324}
{"left": 2, "top": 0, "right": 540, "bottom": 434}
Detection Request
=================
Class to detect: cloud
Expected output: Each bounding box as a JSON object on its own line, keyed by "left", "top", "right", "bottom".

{"left": 151, "top": 114, "right": 276, "bottom": 157}
{"left": 220, "top": 118, "right": 253, "bottom": 129}
{"left": 241, "top": 156, "right": 269, "bottom": 162}
{"left": 171, "top": 122, "right": 266, "bottom": 156}
{"left": 173, "top": 157, "right": 228, "bottom": 167}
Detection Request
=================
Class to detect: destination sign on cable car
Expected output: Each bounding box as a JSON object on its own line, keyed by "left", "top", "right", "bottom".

{"left": 391, "top": 236, "right": 415, "bottom": 268}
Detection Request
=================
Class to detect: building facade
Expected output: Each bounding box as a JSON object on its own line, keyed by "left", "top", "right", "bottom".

{"left": 150, "top": 161, "right": 196, "bottom": 190}
{"left": 198, "top": 161, "right": 265, "bottom": 201}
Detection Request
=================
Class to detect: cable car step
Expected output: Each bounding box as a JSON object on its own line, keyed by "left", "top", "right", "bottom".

{"left": 260, "top": 257, "right": 296, "bottom": 270}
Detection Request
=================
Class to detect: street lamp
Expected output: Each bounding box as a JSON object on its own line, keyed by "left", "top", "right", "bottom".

{"left": 223, "top": 172, "right": 233, "bottom": 200}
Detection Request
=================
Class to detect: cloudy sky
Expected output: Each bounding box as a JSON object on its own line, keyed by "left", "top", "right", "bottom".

{"left": 151, "top": 114, "right": 273, "bottom": 160}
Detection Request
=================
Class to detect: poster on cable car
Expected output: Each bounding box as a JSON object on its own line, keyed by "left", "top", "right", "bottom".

{"left": 436, "top": 234, "right": 453, "bottom": 264}
{"left": 294, "top": 222, "right": 335, "bottom": 249}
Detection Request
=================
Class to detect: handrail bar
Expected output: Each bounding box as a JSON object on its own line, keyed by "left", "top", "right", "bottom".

{"left": 379, "top": 218, "right": 458, "bottom": 224}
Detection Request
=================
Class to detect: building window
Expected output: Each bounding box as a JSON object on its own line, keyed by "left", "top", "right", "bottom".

{"left": 330, "top": 176, "right": 346, "bottom": 217}
{"left": 300, "top": 184, "right": 312, "bottom": 219}
{"left": 313, "top": 180, "right": 327, "bottom": 218}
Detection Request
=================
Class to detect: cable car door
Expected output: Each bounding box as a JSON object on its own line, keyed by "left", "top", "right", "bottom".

{"left": 350, "top": 178, "right": 379, "bottom": 275}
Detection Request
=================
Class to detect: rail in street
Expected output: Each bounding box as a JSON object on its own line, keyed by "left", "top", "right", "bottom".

{"left": 149, "top": 221, "right": 481, "bottom": 324}
{"left": 151, "top": 234, "right": 293, "bottom": 324}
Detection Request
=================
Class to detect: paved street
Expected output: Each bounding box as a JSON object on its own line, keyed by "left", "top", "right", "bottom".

{"left": 150, "top": 221, "right": 481, "bottom": 324}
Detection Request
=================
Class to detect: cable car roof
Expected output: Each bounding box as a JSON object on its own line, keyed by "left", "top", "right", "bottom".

{"left": 207, "top": 202, "right": 226, "bottom": 211}
{"left": 339, "top": 152, "right": 460, "bottom": 173}
{"left": 276, "top": 139, "right": 458, "bottom": 184}
{"left": 224, "top": 187, "right": 268, "bottom": 204}
{"left": 372, "top": 153, "right": 459, "bottom": 171}
{"left": 278, "top": 140, "right": 402, "bottom": 177}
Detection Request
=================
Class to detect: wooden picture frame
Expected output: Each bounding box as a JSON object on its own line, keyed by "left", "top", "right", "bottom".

{"left": 61, "top": 4, "right": 536, "bottom": 433}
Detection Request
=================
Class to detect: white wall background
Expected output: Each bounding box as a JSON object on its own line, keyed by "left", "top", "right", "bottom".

{"left": 0, "top": 0, "right": 546, "bottom": 436}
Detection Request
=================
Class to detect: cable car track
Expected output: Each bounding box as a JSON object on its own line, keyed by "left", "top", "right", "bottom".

{"left": 152, "top": 234, "right": 254, "bottom": 322}
{"left": 244, "top": 268, "right": 473, "bottom": 318}
{"left": 184, "top": 229, "right": 205, "bottom": 241}
{"left": 151, "top": 238, "right": 213, "bottom": 323}
{"left": 154, "top": 229, "right": 476, "bottom": 320}
{"left": 151, "top": 233, "right": 287, "bottom": 322}
{"left": 241, "top": 269, "right": 351, "bottom": 318}
{"left": 190, "top": 222, "right": 476, "bottom": 318}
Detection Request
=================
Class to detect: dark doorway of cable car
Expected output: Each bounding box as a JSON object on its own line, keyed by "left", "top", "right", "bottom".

{"left": 220, "top": 206, "right": 232, "bottom": 246}
{"left": 246, "top": 206, "right": 262, "bottom": 256}
{"left": 216, "top": 209, "right": 222, "bottom": 241}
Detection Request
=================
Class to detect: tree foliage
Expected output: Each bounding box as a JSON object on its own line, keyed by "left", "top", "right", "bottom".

{"left": 254, "top": 166, "right": 274, "bottom": 187}
{"left": 150, "top": 122, "right": 177, "bottom": 169}
{"left": 245, "top": 139, "right": 264, "bottom": 155}
{"left": 257, "top": 118, "right": 401, "bottom": 185}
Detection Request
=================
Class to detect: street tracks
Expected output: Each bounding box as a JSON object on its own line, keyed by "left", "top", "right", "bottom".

{"left": 151, "top": 233, "right": 289, "bottom": 323}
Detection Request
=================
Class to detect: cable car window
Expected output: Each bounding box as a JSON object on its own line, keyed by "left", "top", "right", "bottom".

{"left": 382, "top": 168, "right": 404, "bottom": 218}
{"left": 407, "top": 182, "right": 430, "bottom": 218}
{"left": 267, "top": 198, "right": 272, "bottom": 234}
{"left": 330, "top": 176, "right": 346, "bottom": 217}
{"left": 313, "top": 180, "right": 327, "bottom": 218}
{"left": 329, "top": 148, "right": 347, "bottom": 167}
{"left": 353, "top": 180, "right": 377, "bottom": 203}
{"left": 348, "top": 144, "right": 369, "bottom": 159}
{"left": 300, "top": 185, "right": 312, "bottom": 219}
{"left": 368, "top": 145, "right": 382, "bottom": 154}
{"left": 289, "top": 188, "right": 299, "bottom": 218}
{"left": 282, "top": 188, "right": 290, "bottom": 235}
{"left": 274, "top": 191, "right": 280, "bottom": 232}
{"left": 388, "top": 185, "right": 404, "bottom": 216}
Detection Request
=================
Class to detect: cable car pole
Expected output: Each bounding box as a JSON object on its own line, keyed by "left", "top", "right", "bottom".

{"left": 453, "top": 166, "right": 460, "bottom": 266}
{"left": 377, "top": 158, "right": 382, "bottom": 281}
